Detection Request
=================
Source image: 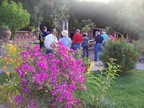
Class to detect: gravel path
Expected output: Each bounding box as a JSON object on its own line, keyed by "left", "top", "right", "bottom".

{"left": 89, "top": 53, "right": 144, "bottom": 71}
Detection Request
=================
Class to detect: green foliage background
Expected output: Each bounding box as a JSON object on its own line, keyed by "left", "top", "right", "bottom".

{"left": 0, "top": 1, "right": 30, "bottom": 38}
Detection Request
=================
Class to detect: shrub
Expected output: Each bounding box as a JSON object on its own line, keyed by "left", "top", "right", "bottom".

{"left": 0, "top": 43, "right": 22, "bottom": 72}
{"left": 0, "top": 43, "right": 22, "bottom": 106}
{"left": 0, "top": 72, "right": 20, "bottom": 107}
{"left": 100, "top": 39, "right": 139, "bottom": 73}
{"left": 75, "top": 58, "right": 120, "bottom": 107}
{"left": 132, "top": 40, "right": 144, "bottom": 61}
{"left": 15, "top": 42, "right": 85, "bottom": 108}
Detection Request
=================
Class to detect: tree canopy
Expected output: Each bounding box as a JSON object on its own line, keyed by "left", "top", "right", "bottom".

{"left": 0, "top": 1, "right": 30, "bottom": 37}
{"left": 1, "top": 0, "right": 144, "bottom": 39}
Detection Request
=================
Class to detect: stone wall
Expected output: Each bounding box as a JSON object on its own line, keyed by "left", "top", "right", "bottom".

{"left": 14, "top": 31, "right": 37, "bottom": 43}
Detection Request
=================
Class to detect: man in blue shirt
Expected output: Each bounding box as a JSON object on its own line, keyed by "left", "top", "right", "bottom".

{"left": 101, "top": 31, "right": 109, "bottom": 44}
{"left": 59, "top": 30, "right": 72, "bottom": 49}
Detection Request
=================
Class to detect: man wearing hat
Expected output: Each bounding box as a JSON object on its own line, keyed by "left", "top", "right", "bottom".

{"left": 72, "top": 29, "right": 83, "bottom": 50}
{"left": 59, "top": 30, "right": 72, "bottom": 49}
{"left": 101, "top": 31, "right": 109, "bottom": 44}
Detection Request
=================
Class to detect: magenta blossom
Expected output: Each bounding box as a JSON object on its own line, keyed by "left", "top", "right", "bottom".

{"left": 16, "top": 42, "right": 85, "bottom": 108}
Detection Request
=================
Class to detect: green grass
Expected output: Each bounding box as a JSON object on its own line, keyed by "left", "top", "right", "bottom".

{"left": 0, "top": 73, "right": 7, "bottom": 85}
{"left": 107, "top": 70, "right": 144, "bottom": 108}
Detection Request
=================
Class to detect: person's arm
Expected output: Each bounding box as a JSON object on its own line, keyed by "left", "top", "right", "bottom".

{"left": 69, "top": 38, "right": 72, "bottom": 48}
{"left": 88, "top": 38, "right": 90, "bottom": 44}
{"left": 80, "top": 35, "right": 83, "bottom": 43}
{"left": 102, "top": 37, "right": 104, "bottom": 44}
{"left": 54, "top": 36, "right": 58, "bottom": 43}
{"left": 44, "top": 36, "right": 47, "bottom": 47}
{"left": 93, "top": 36, "right": 97, "bottom": 44}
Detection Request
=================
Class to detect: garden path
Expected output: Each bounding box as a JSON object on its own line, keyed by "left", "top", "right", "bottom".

{"left": 89, "top": 53, "right": 144, "bottom": 71}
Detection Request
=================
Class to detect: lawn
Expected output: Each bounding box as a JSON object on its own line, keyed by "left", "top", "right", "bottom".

{"left": 0, "top": 73, "right": 7, "bottom": 85}
{"left": 107, "top": 70, "right": 144, "bottom": 108}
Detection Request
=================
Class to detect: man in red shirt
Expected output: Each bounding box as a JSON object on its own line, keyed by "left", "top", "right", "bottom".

{"left": 72, "top": 29, "right": 83, "bottom": 50}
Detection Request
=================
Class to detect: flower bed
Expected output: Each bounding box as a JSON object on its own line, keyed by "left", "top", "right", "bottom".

{"left": 0, "top": 42, "right": 120, "bottom": 108}
{"left": 15, "top": 42, "right": 85, "bottom": 108}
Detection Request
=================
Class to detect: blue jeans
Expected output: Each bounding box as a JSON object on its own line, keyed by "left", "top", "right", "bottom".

{"left": 82, "top": 46, "right": 89, "bottom": 58}
{"left": 72, "top": 43, "right": 81, "bottom": 50}
{"left": 94, "top": 43, "right": 102, "bottom": 61}
{"left": 46, "top": 49, "right": 52, "bottom": 54}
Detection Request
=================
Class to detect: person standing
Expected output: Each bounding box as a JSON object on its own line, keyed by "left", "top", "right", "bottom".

{"left": 72, "top": 29, "right": 83, "bottom": 50}
{"left": 94, "top": 31, "right": 104, "bottom": 61}
{"left": 109, "top": 33, "right": 115, "bottom": 41}
{"left": 39, "top": 26, "right": 49, "bottom": 49}
{"left": 101, "top": 31, "right": 109, "bottom": 44}
{"left": 44, "top": 29, "right": 58, "bottom": 54}
{"left": 59, "top": 30, "right": 72, "bottom": 49}
{"left": 82, "top": 33, "right": 89, "bottom": 58}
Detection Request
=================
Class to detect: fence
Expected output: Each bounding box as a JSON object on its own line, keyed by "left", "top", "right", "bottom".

{"left": 88, "top": 39, "right": 95, "bottom": 54}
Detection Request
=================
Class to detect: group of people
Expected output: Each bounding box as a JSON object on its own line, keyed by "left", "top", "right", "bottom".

{"left": 39, "top": 26, "right": 75, "bottom": 54}
{"left": 39, "top": 26, "right": 110, "bottom": 61}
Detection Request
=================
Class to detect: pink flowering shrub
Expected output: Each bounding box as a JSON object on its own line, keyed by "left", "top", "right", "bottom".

{"left": 15, "top": 42, "right": 85, "bottom": 108}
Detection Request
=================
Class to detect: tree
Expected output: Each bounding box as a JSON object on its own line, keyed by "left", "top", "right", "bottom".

{"left": 15, "top": 0, "right": 47, "bottom": 28}
{"left": 0, "top": 1, "right": 30, "bottom": 38}
{"left": 42, "top": 0, "right": 70, "bottom": 32}
{"left": 80, "top": 19, "right": 95, "bottom": 32}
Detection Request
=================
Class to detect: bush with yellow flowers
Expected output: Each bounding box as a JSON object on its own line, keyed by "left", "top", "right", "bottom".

{"left": 0, "top": 43, "right": 22, "bottom": 72}
{"left": 75, "top": 59, "right": 121, "bottom": 108}
{"left": 0, "top": 43, "right": 22, "bottom": 107}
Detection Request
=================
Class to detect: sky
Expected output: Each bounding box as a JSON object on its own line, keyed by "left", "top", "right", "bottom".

{"left": 78, "top": 0, "right": 113, "bottom": 3}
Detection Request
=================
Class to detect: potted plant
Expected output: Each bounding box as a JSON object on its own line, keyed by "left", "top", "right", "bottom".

{"left": 0, "top": 23, "right": 11, "bottom": 43}
{"left": 0, "top": 1, "right": 30, "bottom": 42}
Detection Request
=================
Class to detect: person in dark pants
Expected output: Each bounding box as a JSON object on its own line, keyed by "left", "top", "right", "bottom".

{"left": 72, "top": 29, "right": 83, "bottom": 50}
{"left": 94, "top": 31, "right": 104, "bottom": 61}
{"left": 39, "top": 26, "right": 49, "bottom": 49}
{"left": 82, "top": 33, "right": 89, "bottom": 58}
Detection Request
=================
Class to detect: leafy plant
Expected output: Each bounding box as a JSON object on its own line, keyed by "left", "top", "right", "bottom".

{"left": 95, "top": 59, "right": 120, "bottom": 107}
{"left": 132, "top": 39, "right": 144, "bottom": 61}
{"left": 75, "top": 58, "right": 120, "bottom": 108}
{"left": 0, "top": 1, "right": 30, "bottom": 38}
{"left": 100, "top": 39, "right": 139, "bottom": 73}
{"left": 74, "top": 48, "right": 83, "bottom": 60}
{"left": 43, "top": 0, "right": 70, "bottom": 33}
{"left": 80, "top": 19, "right": 95, "bottom": 32}
{"left": 0, "top": 43, "right": 22, "bottom": 72}
{"left": 0, "top": 72, "right": 21, "bottom": 107}
{"left": 69, "top": 16, "right": 80, "bottom": 31}
{"left": 0, "top": 23, "right": 9, "bottom": 29}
